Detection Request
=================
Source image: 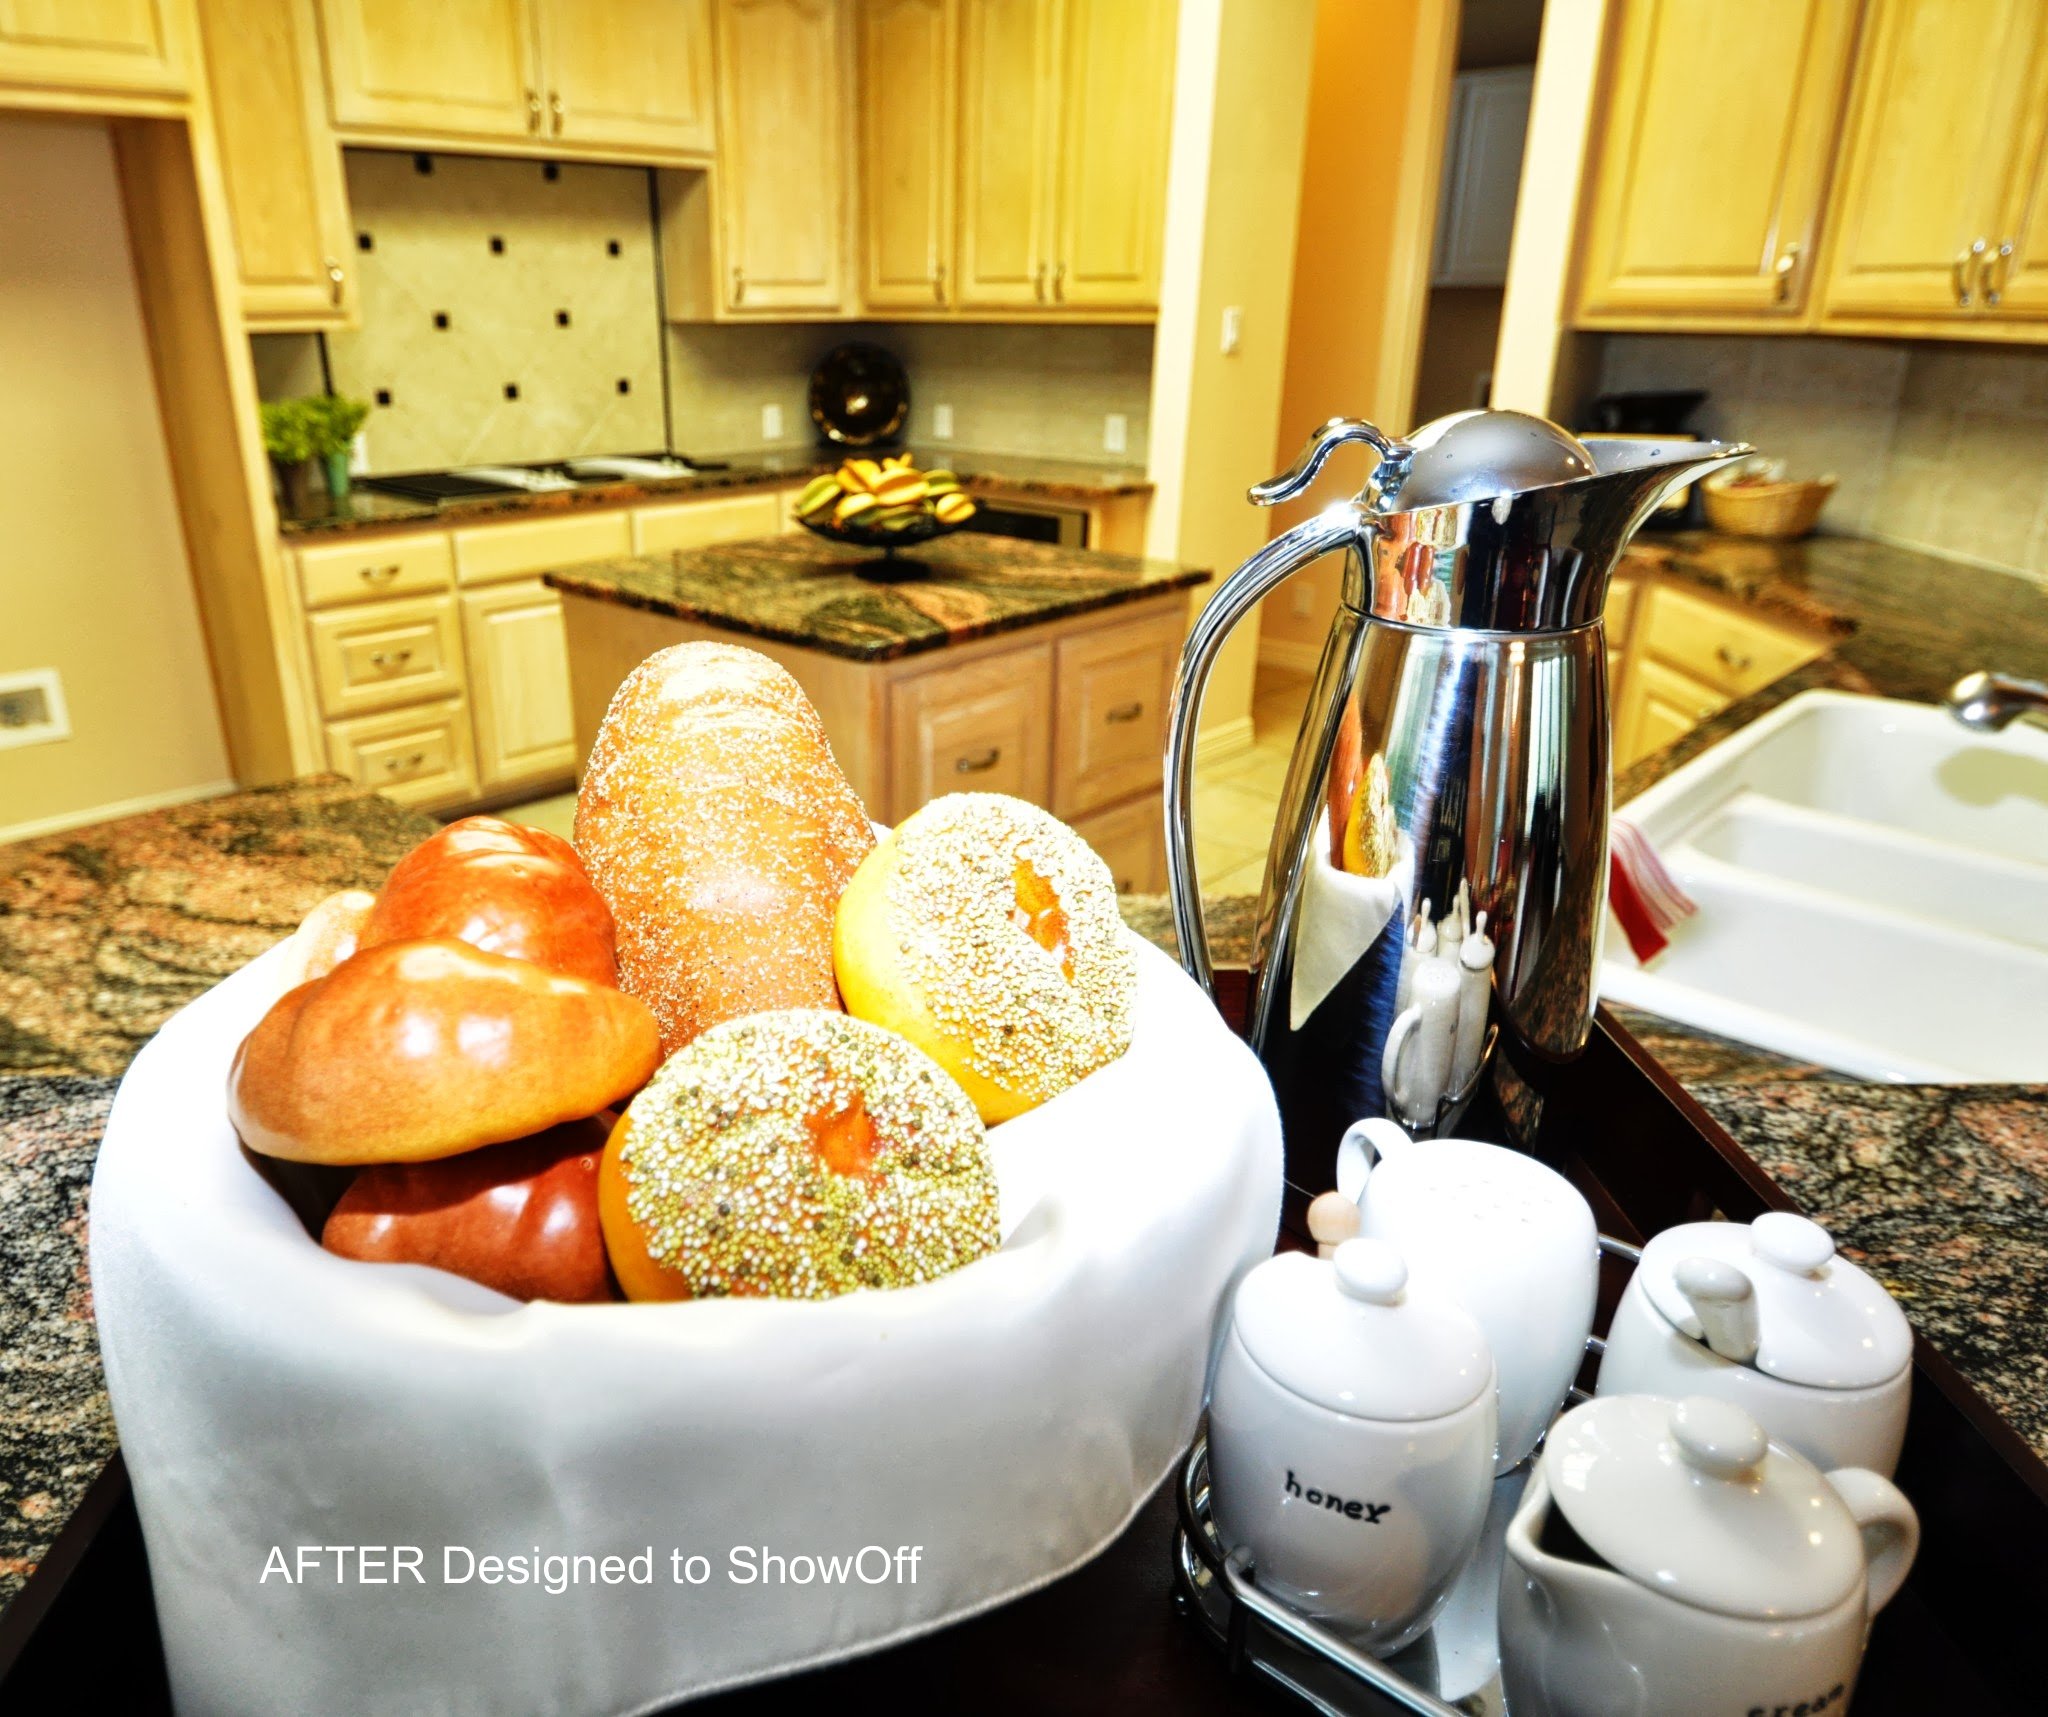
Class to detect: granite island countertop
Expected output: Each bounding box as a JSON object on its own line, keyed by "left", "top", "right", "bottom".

{"left": 278, "top": 449, "right": 1153, "bottom": 540}
{"left": 544, "top": 531, "right": 1209, "bottom": 663}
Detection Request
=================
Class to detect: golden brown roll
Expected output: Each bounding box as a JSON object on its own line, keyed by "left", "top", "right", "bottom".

{"left": 598, "top": 1009, "right": 998, "bottom": 1302}
{"left": 229, "top": 939, "right": 662, "bottom": 1164}
{"left": 575, "top": 642, "right": 875, "bottom": 1054}
{"left": 273, "top": 889, "right": 375, "bottom": 991}
{"left": 833, "top": 792, "right": 1137, "bottom": 1123}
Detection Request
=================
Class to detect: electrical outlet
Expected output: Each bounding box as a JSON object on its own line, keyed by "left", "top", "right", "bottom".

{"left": 762, "top": 403, "right": 784, "bottom": 440}
{"left": 1103, "top": 413, "right": 1128, "bottom": 454}
{"left": 1220, "top": 305, "right": 1244, "bottom": 355}
{"left": 350, "top": 430, "right": 369, "bottom": 475}
{"left": 931, "top": 403, "right": 954, "bottom": 440}
{"left": 0, "top": 668, "right": 70, "bottom": 751}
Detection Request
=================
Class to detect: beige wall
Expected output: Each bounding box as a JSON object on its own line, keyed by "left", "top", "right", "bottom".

{"left": 0, "top": 118, "right": 232, "bottom": 841}
{"left": 1595, "top": 333, "right": 2048, "bottom": 586}
{"left": 665, "top": 319, "right": 1154, "bottom": 462}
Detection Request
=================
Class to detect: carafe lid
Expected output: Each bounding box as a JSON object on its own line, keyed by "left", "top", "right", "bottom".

{"left": 1541, "top": 1394, "right": 1866, "bottom": 1619}
{"left": 1228, "top": 1240, "right": 1492, "bottom": 1422}
{"left": 1391, "top": 409, "right": 1598, "bottom": 508}
{"left": 1639, "top": 1213, "right": 1911, "bottom": 1389}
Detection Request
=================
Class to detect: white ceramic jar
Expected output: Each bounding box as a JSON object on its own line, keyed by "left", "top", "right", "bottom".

{"left": 1206, "top": 1238, "right": 1497, "bottom": 1654}
{"left": 1596, "top": 1211, "right": 1912, "bottom": 1476}
{"left": 1336, "top": 1117, "right": 1599, "bottom": 1472}
{"left": 1499, "top": 1393, "right": 1919, "bottom": 1717}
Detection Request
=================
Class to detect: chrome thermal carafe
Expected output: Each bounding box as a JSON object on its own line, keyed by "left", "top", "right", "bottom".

{"left": 1164, "top": 410, "right": 1748, "bottom": 1199}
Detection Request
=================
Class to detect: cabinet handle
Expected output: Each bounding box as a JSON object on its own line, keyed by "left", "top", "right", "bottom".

{"left": 1105, "top": 700, "right": 1143, "bottom": 723}
{"left": 549, "top": 90, "right": 564, "bottom": 135}
{"left": 1714, "top": 644, "right": 1752, "bottom": 674}
{"left": 1985, "top": 239, "right": 2015, "bottom": 306}
{"left": 325, "top": 257, "right": 345, "bottom": 305}
{"left": 1052, "top": 260, "right": 1065, "bottom": 302}
{"left": 1954, "top": 238, "right": 1987, "bottom": 306}
{"left": 732, "top": 264, "right": 746, "bottom": 305}
{"left": 382, "top": 750, "right": 427, "bottom": 774}
{"left": 931, "top": 261, "right": 946, "bottom": 303}
{"left": 368, "top": 648, "right": 414, "bottom": 672}
{"left": 525, "top": 86, "right": 542, "bottom": 133}
{"left": 1033, "top": 262, "right": 1047, "bottom": 302}
{"left": 955, "top": 746, "right": 1002, "bottom": 774}
{"left": 1771, "top": 242, "right": 1801, "bottom": 305}
{"left": 359, "top": 563, "right": 402, "bottom": 584}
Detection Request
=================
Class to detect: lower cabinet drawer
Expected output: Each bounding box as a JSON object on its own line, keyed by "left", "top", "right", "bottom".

{"left": 1069, "top": 794, "right": 1166, "bottom": 895}
{"left": 325, "top": 698, "right": 478, "bottom": 809}
{"left": 632, "top": 491, "right": 783, "bottom": 553}
{"left": 296, "top": 531, "right": 452, "bottom": 610}
{"left": 452, "top": 511, "right": 634, "bottom": 586}
{"left": 1640, "top": 582, "right": 1827, "bottom": 700}
{"left": 307, "top": 595, "right": 462, "bottom": 719}
{"left": 886, "top": 643, "right": 1053, "bottom": 820}
{"left": 1052, "top": 606, "right": 1181, "bottom": 818}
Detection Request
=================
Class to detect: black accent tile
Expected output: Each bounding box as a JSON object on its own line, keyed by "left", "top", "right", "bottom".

{"left": 355, "top": 231, "right": 373, "bottom": 252}
{"left": 542, "top": 162, "right": 560, "bottom": 182}
{"left": 503, "top": 383, "right": 520, "bottom": 401}
{"left": 607, "top": 239, "right": 621, "bottom": 257}
{"left": 489, "top": 235, "right": 505, "bottom": 255}
{"left": 413, "top": 153, "right": 433, "bottom": 175}
{"left": 555, "top": 310, "right": 571, "bottom": 327}
{"left": 374, "top": 388, "right": 392, "bottom": 407}
{"left": 433, "top": 312, "right": 449, "bottom": 330}
{"left": 616, "top": 378, "right": 631, "bottom": 394}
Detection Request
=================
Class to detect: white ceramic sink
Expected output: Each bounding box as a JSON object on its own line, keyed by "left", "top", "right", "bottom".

{"left": 1600, "top": 689, "right": 2048, "bottom": 1081}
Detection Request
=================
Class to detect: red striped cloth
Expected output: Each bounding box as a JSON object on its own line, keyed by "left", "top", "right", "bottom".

{"left": 1608, "top": 818, "right": 1697, "bottom": 962}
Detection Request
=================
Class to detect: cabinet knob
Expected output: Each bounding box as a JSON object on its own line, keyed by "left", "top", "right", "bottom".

{"left": 1713, "top": 644, "right": 1752, "bottom": 674}
{"left": 931, "top": 261, "right": 946, "bottom": 304}
{"left": 955, "top": 746, "right": 1001, "bottom": 774}
{"left": 1954, "top": 238, "right": 1987, "bottom": 306}
{"left": 1985, "top": 239, "right": 2015, "bottom": 306}
{"left": 732, "top": 264, "right": 746, "bottom": 305}
{"left": 1770, "top": 242, "right": 1801, "bottom": 305}
{"left": 368, "top": 648, "right": 414, "bottom": 672}
{"left": 549, "top": 90, "right": 565, "bottom": 136}
{"left": 525, "top": 87, "right": 542, "bottom": 133}
{"left": 1105, "top": 700, "right": 1143, "bottom": 724}
{"left": 1033, "top": 262, "right": 1047, "bottom": 303}
{"left": 383, "top": 750, "right": 426, "bottom": 775}
{"left": 325, "top": 257, "right": 345, "bottom": 305}
{"left": 359, "top": 563, "right": 401, "bottom": 584}
{"left": 1052, "top": 261, "right": 1066, "bottom": 302}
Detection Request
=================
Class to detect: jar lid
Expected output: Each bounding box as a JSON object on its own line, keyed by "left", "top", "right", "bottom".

{"left": 1541, "top": 1394, "right": 1866, "bottom": 1619}
{"left": 1228, "top": 1239, "right": 1492, "bottom": 1422}
{"left": 1638, "top": 1213, "right": 1911, "bottom": 1389}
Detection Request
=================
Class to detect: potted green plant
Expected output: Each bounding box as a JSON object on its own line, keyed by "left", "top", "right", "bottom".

{"left": 307, "top": 394, "right": 372, "bottom": 501}
{"left": 260, "top": 398, "right": 318, "bottom": 516}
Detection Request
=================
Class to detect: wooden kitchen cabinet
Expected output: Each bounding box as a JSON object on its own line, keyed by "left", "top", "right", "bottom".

{"left": 889, "top": 645, "right": 1054, "bottom": 811}
{"left": 451, "top": 510, "right": 634, "bottom": 586}
{"left": 1574, "top": 0, "right": 1859, "bottom": 327}
{"left": 325, "top": 696, "right": 479, "bottom": 809}
{"left": 955, "top": 0, "right": 1173, "bottom": 312}
{"left": 531, "top": 0, "right": 714, "bottom": 157}
{"left": 461, "top": 579, "right": 577, "bottom": 790}
{"left": 1051, "top": 604, "right": 1178, "bottom": 818}
{"left": 200, "top": 0, "right": 356, "bottom": 328}
{"left": 710, "top": 0, "right": 851, "bottom": 313}
{"left": 318, "top": 0, "right": 540, "bottom": 142}
{"left": 857, "top": 0, "right": 957, "bottom": 310}
{"left": 307, "top": 592, "right": 464, "bottom": 719}
{"left": 1820, "top": 0, "right": 2045, "bottom": 326}
{"left": 0, "top": 0, "right": 188, "bottom": 98}
{"left": 1069, "top": 794, "right": 1165, "bottom": 896}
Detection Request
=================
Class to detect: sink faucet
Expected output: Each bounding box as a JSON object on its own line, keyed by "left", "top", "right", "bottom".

{"left": 1946, "top": 670, "right": 2048, "bottom": 731}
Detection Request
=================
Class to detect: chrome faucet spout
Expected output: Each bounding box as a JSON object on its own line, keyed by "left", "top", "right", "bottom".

{"left": 1945, "top": 670, "right": 2048, "bottom": 732}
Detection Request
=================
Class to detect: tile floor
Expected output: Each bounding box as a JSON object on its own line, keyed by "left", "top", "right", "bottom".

{"left": 497, "top": 665, "right": 1315, "bottom": 898}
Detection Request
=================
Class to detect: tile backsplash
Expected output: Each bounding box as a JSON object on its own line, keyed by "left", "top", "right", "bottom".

{"left": 1595, "top": 334, "right": 2048, "bottom": 586}
{"left": 325, "top": 150, "right": 666, "bottom": 473}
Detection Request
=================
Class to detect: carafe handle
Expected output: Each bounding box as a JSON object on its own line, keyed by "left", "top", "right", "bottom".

{"left": 1250, "top": 416, "right": 1413, "bottom": 507}
{"left": 1164, "top": 505, "right": 1360, "bottom": 996}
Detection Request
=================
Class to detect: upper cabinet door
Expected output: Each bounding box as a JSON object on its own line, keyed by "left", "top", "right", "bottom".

{"left": 0, "top": 0, "right": 187, "bottom": 96}
{"left": 319, "top": 0, "right": 542, "bottom": 142}
{"left": 858, "top": 0, "right": 956, "bottom": 311}
{"left": 1051, "top": 0, "right": 1174, "bottom": 309}
{"left": 714, "top": 0, "right": 849, "bottom": 312}
{"left": 1820, "top": 0, "right": 2041, "bottom": 322}
{"left": 1977, "top": 25, "right": 2048, "bottom": 319}
{"left": 533, "top": 0, "right": 715, "bottom": 157}
{"left": 202, "top": 0, "right": 356, "bottom": 327}
{"left": 957, "top": 0, "right": 1057, "bottom": 308}
{"left": 1574, "top": 0, "right": 1859, "bottom": 324}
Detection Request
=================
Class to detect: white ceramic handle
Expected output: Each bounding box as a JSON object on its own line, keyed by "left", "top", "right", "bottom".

{"left": 1674, "top": 1255, "right": 1761, "bottom": 1363}
{"left": 1378, "top": 1005, "right": 1421, "bottom": 1123}
{"left": 1334, "top": 1116, "right": 1411, "bottom": 1203}
{"left": 1825, "top": 1466, "right": 1920, "bottom": 1615}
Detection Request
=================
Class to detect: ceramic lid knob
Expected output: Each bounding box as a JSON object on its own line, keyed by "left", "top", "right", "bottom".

{"left": 1670, "top": 1396, "right": 1768, "bottom": 1480}
{"left": 1750, "top": 1211, "right": 1835, "bottom": 1276}
{"left": 1306, "top": 1190, "right": 1362, "bottom": 1253}
{"left": 1334, "top": 1238, "right": 1407, "bottom": 1305}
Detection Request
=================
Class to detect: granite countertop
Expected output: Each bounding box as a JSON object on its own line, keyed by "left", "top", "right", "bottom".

{"left": 545, "top": 531, "right": 1209, "bottom": 663}
{"left": 278, "top": 449, "right": 1154, "bottom": 540}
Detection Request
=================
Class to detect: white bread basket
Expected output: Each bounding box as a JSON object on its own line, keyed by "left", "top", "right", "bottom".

{"left": 89, "top": 932, "right": 1280, "bottom": 1716}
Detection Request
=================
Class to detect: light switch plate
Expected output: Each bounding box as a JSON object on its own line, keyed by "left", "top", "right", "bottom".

{"left": 1220, "top": 306, "right": 1244, "bottom": 355}
{"left": 931, "top": 403, "right": 954, "bottom": 440}
{"left": 1103, "top": 413, "right": 1128, "bottom": 454}
{"left": 0, "top": 668, "right": 70, "bottom": 751}
{"left": 762, "top": 403, "right": 784, "bottom": 439}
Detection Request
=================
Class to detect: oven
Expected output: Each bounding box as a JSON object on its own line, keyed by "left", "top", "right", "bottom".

{"left": 958, "top": 496, "right": 1091, "bottom": 548}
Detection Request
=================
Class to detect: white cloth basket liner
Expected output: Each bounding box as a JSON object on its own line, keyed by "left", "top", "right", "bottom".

{"left": 90, "top": 933, "right": 1281, "bottom": 1715}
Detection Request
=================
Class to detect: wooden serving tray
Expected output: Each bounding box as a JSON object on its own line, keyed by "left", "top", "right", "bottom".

{"left": 3, "top": 998, "right": 2039, "bottom": 1714}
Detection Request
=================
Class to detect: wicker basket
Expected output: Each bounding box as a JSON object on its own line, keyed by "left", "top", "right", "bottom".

{"left": 1701, "top": 469, "right": 1837, "bottom": 539}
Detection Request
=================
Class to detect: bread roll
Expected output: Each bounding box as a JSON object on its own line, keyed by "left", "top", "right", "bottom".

{"left": 575, "top": 643, "right": 875, "bottom": 1054}
{"left": 229, "top": 939, "right": 661, "bottom": 1164}
{"left": 273, "top": 889, "right": 374, "bottom": 991}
